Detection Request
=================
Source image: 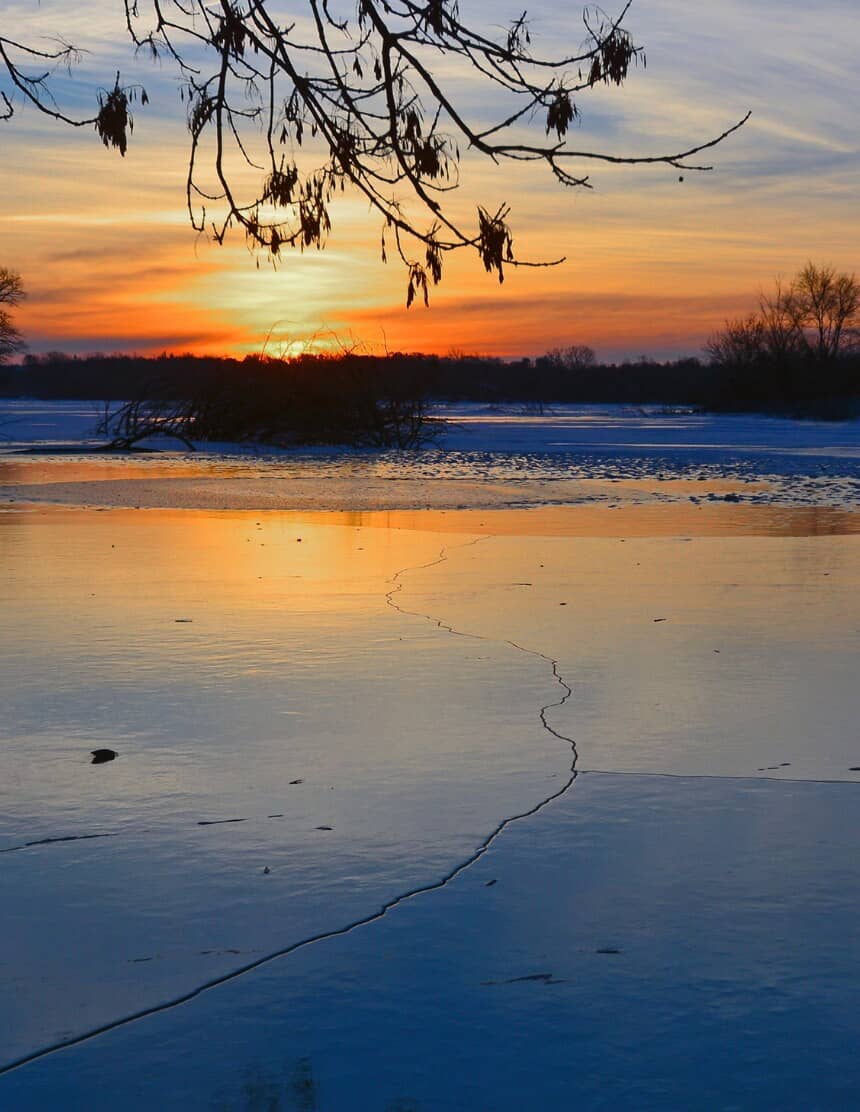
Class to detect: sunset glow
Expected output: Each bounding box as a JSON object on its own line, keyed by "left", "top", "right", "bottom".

{"left": 3, "top": 0, "right": 859, "bottom": 360}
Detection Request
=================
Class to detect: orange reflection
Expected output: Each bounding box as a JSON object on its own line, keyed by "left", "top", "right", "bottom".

{"left": 4, "top": 501, "right": 858, "bottom": 539}
{"left": 168, "top": 503, "right": 860, "bottom": 539}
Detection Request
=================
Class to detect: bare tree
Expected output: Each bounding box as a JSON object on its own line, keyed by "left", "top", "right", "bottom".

{"left": 0, "top": 3, "right": 747, "bottom": 302}
{"left": 758, "top": 278, "right": 803, "bottom": 363}
{"left": 704, "top": 314, "right": 766, "bottom": 369}
{"left": 788, "top": 262, "right": 860, "bottom": 361}
{"left": 544, "top": 343, "right": 597, "bottom": 371}
{"left": 708, "top": 264, "right": 860, "bottom": 370}
{"left": 0, "top": 268, "right": 25, "bottom": 363}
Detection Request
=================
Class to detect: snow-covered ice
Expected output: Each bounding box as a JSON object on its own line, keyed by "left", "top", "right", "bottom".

{"left": 1, "top": 401, "right": 858, "bottom": 1107}
{"left": 5, "top": 773, "right": 859, "bottom": 1110}
{"left": 2, "top": 399, "right": 859, "bottom": 512}
{"left": 0, "top": 514, "right": 569, "bottom": 1064}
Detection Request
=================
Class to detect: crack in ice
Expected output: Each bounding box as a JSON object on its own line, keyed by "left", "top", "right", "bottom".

{"left": 0, "top": 536, "right": 578, "bottom": 1078}
{"left": 0, "top": 832, "right": 119, "bottom": 855}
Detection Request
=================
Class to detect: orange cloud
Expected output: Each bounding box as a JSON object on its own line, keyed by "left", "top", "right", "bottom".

{"left": 3, "top": 0, "right": 859, "bottom": 362}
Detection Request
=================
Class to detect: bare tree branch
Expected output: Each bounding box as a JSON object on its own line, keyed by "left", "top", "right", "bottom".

{"left": 1, "top": 2, "right": 749, "bottom": 303}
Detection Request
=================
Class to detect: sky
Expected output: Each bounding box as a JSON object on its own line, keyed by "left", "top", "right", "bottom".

{"left": 1, "top": 0, "right": 859, "bottom": 362}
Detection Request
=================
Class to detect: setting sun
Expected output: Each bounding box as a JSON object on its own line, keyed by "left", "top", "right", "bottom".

{"left": 1, "top": 4, "right": 859, "bottom": 1108}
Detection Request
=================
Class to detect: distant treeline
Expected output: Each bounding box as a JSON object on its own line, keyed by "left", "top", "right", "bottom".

{"left": 1, "top": 349, "right": 710, "bottom": 404}
{"left": 3, "top": 348, "right": 859, "bottom": 416}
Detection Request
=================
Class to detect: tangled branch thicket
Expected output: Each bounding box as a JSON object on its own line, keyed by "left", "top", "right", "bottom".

{"left": 94, "top": 353, "right": 442, "bottom": 449}
{"left": 1, "top": 2, "right": 747, "bottom": 302}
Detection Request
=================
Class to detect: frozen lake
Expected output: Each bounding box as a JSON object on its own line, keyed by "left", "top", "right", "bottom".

{"left": 1, "top": 402, "right": 859, "bottom": 1107}
{"left": 1, "top": 398, "right": 859, "bottom": 511}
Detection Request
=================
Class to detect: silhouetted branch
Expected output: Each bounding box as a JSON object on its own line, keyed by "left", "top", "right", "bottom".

{"left": 2, "top": 2, "right": 749, "bottom": 302}
{"left": 95, "top": 357, "right": 441, "bottom": 449}
{"left": 99, "top": 396, "right": 198, "bottom": 449}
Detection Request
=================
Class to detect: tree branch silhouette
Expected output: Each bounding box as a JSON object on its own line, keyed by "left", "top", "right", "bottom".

{"left": 1, "top": 2, "right": 748, "bottom": 303}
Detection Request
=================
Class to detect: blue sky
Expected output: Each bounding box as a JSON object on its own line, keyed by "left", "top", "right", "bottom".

{"left": 1, "top": 0, "right": 858, "bottom": 359}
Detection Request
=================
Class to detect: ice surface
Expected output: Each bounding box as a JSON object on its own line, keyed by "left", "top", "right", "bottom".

{"left": 403, "top": 532, "right": 860, "bottom": 781}
{"left": 3, "top": 398, "right": 860, "bottom": 459}
{"left": 4, "top": 773, "right": 860, "bottom": 1110}
{"left": 1, "top": 403, "right": 858, "bottom": 1107}
{"left": 0, "top": 513, "right": 568, "bottom": 1064}
{"left": 2, "top": 400, "right": 859, "bottom": 511}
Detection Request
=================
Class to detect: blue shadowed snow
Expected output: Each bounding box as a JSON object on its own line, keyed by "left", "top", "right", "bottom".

{"left": 3, "top": 773, "right": 859, "bottom": 1110}
{"left": 1, "top": 401, "right": 859, "bottom": 510}
{"left": 1, "top": 401, "right": 858, "bottom": 1108}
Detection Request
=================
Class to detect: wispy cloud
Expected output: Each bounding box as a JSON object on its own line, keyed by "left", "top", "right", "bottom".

{"left": 1, "top": 0, "right": 858, "bottom": 358}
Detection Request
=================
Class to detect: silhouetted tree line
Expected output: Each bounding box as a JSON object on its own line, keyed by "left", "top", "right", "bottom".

{"left": 703, "top": 264, "right": 860, "bottom": 416}
{"left": 2, "top": 347, "right": 716, "bottom": 406}
{"left": 2, "top": 338, "right": 858, "bottom": 426}
{"left": 3, "top": 264, "right": 859, "bottom": 438}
